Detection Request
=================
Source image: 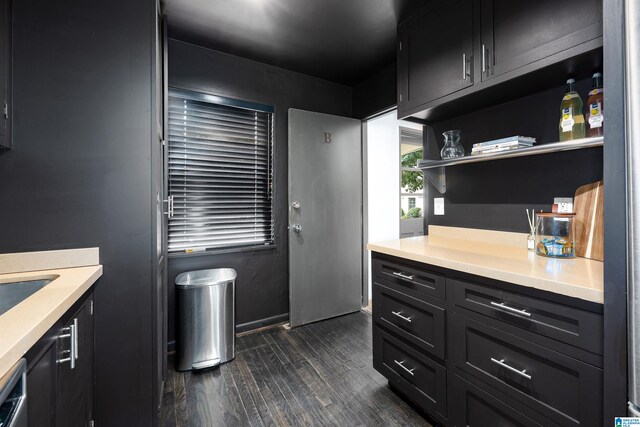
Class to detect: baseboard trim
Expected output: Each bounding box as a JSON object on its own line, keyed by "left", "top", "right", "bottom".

{"left": 167, "top": 313, "right": 290, "bottom": 353}
{"left": 236, "top": 313, "right": 289, "bottom": 334}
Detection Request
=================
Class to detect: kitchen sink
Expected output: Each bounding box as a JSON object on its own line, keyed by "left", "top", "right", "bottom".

{"left": 0, "top": 276, "right": 58, "bottom": 316}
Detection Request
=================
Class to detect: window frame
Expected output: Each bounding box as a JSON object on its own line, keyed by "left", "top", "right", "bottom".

{"left": 166, "top": 87, "right": 277, "bottom": 256}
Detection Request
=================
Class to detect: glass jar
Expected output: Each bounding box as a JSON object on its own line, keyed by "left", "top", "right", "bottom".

{"left": 440, "top": 130, "right": 464, "bottom": 159}
{"left": 535, "top": 212, "right": 576, "bottom": 258}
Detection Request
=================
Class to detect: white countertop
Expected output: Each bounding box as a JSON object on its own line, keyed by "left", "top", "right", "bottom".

{"left": 368, "top": 227, "right": 603, "bottom": 304}
{"left": 0, "top": 248, "right": 102, "bottom": 378}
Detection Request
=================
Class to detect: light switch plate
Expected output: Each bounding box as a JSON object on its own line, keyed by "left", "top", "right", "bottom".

{"left": 434, "top": 198, "right": 445, "bottom": 215}
{"left": 554, "top": 197, "right": 574, "bottom": 213}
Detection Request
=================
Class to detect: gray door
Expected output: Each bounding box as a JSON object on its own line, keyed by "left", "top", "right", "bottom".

{"left": 288, "top": 109, "right": 362, "bottom": 327}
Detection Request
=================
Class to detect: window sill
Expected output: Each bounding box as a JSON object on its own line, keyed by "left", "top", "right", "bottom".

{"left": 167, "top": 244, "right": 277, "bottom": 259}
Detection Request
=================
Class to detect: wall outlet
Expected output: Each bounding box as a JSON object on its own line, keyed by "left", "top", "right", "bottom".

{"left": 434, "top": 198, "right": 445, "bottom": 215}
{"left": 554, "top": 197, "right": 574, "bottom": 213}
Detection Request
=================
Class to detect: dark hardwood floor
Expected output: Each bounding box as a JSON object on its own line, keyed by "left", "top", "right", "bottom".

{"left": 162, "top": 311, "right": 432, "bottom": 427}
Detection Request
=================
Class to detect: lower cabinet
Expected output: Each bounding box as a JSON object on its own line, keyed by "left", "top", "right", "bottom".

{"left": 26, "top": 288, "right": 95, "bottom": 427}
{"left": 371, "top": 253, "right": 603, "bottom": 427}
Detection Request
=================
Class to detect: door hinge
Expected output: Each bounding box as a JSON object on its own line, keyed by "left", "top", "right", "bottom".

{"left": 90, "top": 420, "right": 95, "bottom": 427}
{"left": 90, "top": 299, "right": 94, "bottom": 315}
{"left": 3, "top": 101, "right": 7, "bottom": 119}
{"left": 399, "top": 94, "right": 403, "bottom": 102}
{"left": 399, "top": 41, "right": 402, "bottom": 51}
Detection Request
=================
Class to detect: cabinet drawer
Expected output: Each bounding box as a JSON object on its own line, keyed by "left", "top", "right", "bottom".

{"left": 373, "top": 327, "right": 447, "bottom": 418}
{"left": 453, "top": 314, "right": 602, "bottom": 426}
{"left": 453, "top": 279, "right": 603, "bottom": 355}
{"left": 373, "top": 282, "right": 445, "bottom": 360}
{"left": 373, "top": 257, "right": 446, "bottom": 301}
{"left": 451, "top": 374, "right": 562, "bottom": 427}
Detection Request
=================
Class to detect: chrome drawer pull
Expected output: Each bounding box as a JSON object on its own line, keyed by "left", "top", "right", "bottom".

{"left": 490, "top": 301, "right": 532, "bottom": 317}
{"left": 393, "top": 359, "right": 415, "bottom": 376}
{"left": 490, "top": 358, "right": 532, "bottom": 380}
{"left": 392, "top": 271, "right": 414, "bottom": 281}
{"left": 391, "top": 311, "right": 412, "bottom": 323}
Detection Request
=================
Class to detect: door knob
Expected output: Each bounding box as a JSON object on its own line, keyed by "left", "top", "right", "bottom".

{"left": 292, "top": 201, "right": 301, "bottom": 209}
{"left": 289, "top": 224, "right": 302, "bottom": 233}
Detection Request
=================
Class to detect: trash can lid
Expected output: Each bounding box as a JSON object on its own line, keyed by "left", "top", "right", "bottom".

{"left": 175, "top": 268, "right": 237, "bottom": 288}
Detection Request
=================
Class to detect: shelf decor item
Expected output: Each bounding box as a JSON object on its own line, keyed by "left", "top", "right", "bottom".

{"left": 535, "top": 212, "right": 576, "bottom": 258}
{"left": 526, "top": 209, "right": 536, "bottom": 251}
{"left": 440, "top": 130, "right": 464, "bottom": 159}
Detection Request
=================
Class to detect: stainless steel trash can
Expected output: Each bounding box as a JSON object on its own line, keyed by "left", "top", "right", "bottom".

{"left": 176, "top": 268, "right": 236, "bottom": 371}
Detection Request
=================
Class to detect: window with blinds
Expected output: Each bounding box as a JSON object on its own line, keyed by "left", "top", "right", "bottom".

{"left": 167, "top": 89, "right": 275, "bottom": 253}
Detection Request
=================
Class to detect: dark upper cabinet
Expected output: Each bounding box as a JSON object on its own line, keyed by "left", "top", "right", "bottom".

{"left": 0, "top": 0, "right": 10, "bottom": 150}
{"left": 480, "top": 0, "right": 603, "bottom": 82}
{"left": 398, "top": 0, "right": 603, "bottom": 120}
{"left": 398, "top": 0, "right": 473, "bottom": 114}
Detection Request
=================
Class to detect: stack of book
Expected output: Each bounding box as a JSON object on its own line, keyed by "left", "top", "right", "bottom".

{"left": 471, "top": 136, "right": 536, "bottom": 155}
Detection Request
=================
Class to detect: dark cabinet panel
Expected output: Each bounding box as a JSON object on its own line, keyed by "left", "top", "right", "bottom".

{"left": 452, "top": 278, "right": 603, "bottom": 355}
{"left": 26, "top": 289, "right": 94, "bottom": 427}
{"left": 398, "top": 0, "right": 473, "bottom": 115}
{"left": 373, "top": 282, "right": 446, "bottom": 360}
{"left": 27, "top": 346, "right": 54, "bottom": 427}
{"left": 373, "top": 257, "right": 446, "bottom": 301}
{"left": 373, "top": 327, "right": 447, "bottom": 420}
{"left": 0, "top": 0, "right": 10, "bottom": 150}
{"left": 56, "top": 299, "right": 93, "bottom": 427}
{"left": 480, "top": 0, "right": 603, "bottom": 82}
{"left": 453, "top": 313, "right": 602, "bottom": 426}
{"left": 450, "top": 374, "right": 562, "bottom": 427}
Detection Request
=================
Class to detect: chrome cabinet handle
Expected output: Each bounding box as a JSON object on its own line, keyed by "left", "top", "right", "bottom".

{"left": 394, "top": 360, "right": 415, "bottom": 376}
{"left": 482, "top": 44, "right": 486, "bottom": 72}
{"left": 490, "top": 358, "right": 531, "bottom": 380}
{"left": 392, "top": 271, "right": 414, "bottom": 281}
{"left": 391, "top": 311, "right": 412, "bottom": 323}
{"left": 57, "top": 318, "right": 78, "bottom": 369}
{"left": 462, "top": 53, "right": 467, "bottom": 80}
{"left": 490, "top": 301, "right": 531, "bottom": 317}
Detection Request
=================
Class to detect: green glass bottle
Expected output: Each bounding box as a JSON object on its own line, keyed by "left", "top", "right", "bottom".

{"left": 559, "top": 78, "right": 586, "bottom": 141}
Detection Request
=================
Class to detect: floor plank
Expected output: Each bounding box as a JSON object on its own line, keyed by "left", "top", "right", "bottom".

{"left": 162, "top": 311, "right": 432, "bottom": 427}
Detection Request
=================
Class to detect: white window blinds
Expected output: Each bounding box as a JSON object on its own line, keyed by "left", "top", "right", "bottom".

{"left": 167, "top": 89, "right": 275, "bottom": 253}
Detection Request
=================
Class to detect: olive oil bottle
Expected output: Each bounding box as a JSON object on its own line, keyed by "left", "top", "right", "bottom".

{"left": 586, "top": 72, "right": 604, "bottom": 137}
{"left": 559, "top": 78, "right": 586, "bottom": 141}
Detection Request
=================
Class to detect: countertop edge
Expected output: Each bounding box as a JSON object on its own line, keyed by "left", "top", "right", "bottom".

{"left": 0, "top": 265, "right": 103, "bottom": 379}
{"left": 368, "top": 243, "right": 603, "bottom": 304}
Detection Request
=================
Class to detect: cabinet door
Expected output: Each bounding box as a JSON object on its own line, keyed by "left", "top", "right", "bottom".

{"left": 56, "top": 298, "right": 93, "bottom": 427}
{"left": 398, "top": 0, "right": 473, "bottom": 113}
{"left": 480, "top": 0, "right": 603, "bottom": 81}
{"left": 0, "top": 0, "right": 10, "bottom": 150}
{"left": 27, "top": 347, "right": 54, "bottom": 427}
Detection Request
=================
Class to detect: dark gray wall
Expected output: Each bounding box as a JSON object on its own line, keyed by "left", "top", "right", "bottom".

{"left": 167, "top": 39, "right": 352, "bottom": 341}
{"left": 0, "top": 0, "right": 156, "bottom": 425}
{"left": 353, "top": 62, "right": 397, "bottom": 119}
{"left": 425, "top": 77, "right": 603, "bottom": 233}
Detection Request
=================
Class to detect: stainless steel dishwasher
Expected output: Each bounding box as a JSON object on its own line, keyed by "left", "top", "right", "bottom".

{"left": 0, "top": 358, "right": 27, "bottom": 427}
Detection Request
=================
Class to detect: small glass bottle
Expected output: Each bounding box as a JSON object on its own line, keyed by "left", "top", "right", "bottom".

{"left": 559, "top": 78, "right": 586, "bottom": 141}
{"left": 527, "top": 234, "right": 535, "bottom": 251}
{"left": 586, "top": 72, "right": 604, "bottom": 137}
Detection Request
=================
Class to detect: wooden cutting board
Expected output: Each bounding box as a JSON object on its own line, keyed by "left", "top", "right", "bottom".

{"left": 574, "top": 180, "right": 604, "bottom": 261}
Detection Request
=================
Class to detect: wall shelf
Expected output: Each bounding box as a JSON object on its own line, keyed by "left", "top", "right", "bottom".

{"left": 418, "top": 136, "right": 604, "bottom": 194}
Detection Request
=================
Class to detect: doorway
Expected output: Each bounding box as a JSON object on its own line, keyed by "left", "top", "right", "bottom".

{"left": 364, "top": 110, "right": 424, "bottom": 310}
